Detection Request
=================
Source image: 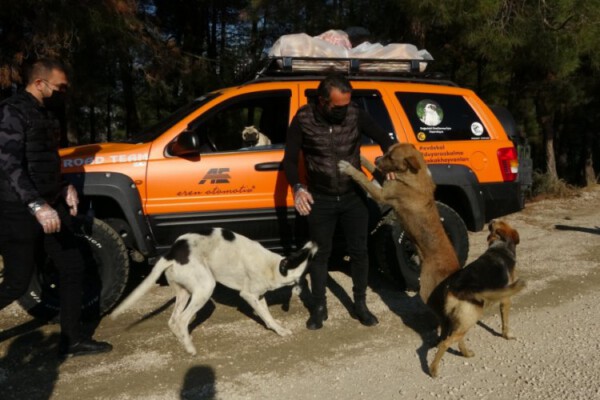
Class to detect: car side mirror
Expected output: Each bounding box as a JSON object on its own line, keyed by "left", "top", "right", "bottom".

{"left": 170, "top": 130, "right": 200, "bottom": 156}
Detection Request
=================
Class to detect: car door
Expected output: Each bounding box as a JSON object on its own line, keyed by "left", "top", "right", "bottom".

{"left": 145, "top": 86, "right": 300, "bottom": 253}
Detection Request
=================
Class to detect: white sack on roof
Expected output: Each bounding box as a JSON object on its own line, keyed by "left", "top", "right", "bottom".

{"left": 350, "top": 42, "right": 433, "bottom": 61}
{"left": 268, "top": 31, "right": 432, "bottom": 65}
{"left": 269, "top": 33, "right": 350, "bottom": 58}
{"left": 316, "top": 29, "right": 352, "bottom": 49}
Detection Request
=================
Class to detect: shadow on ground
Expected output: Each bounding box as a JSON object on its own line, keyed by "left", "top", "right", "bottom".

{"left": 0, "top": 330, "right": 62, "bottom": 400}
{"left": 180, "top": 365, "right": 216, "bottom": 399}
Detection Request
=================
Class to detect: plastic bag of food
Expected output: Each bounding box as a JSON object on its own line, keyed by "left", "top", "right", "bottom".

{"left": 269, "top": 33, "right": 315, "bottom": 57}
{"left": 269, "top": 32, "right": 349, "bottom": 58}
{"left": 316, "top": 29, "right": 352, "bottom": 49}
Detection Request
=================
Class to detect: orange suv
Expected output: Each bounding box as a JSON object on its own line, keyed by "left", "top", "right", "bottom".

{"left": 17, "top": 57, "right": 529, "bottom": 317}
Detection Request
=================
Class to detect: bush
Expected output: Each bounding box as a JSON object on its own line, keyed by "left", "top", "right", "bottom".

{"left": 531, "top": 170, "right": 575, "bottom": 199}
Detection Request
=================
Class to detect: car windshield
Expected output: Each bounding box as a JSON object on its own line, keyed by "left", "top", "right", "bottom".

{"left": 126, "top": 92, "right": 221, "bottom": 143}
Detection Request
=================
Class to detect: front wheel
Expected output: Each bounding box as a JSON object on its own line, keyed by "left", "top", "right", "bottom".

{"left": 369, "top": 201, "right": 469, "bottom": 291}
{"left": 18, "top": 217, "right": 130, "bottom": 319}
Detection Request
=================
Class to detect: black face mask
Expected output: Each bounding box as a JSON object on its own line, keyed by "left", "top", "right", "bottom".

{"left": 43, "top": 90, "right": 66, "bottom": 114}
{"left": 323, "top": 104, "right": 348, "bottom": 125}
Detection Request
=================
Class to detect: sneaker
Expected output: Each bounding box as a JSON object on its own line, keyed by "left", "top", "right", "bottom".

{"left": 59, "top": 339, "right": 113, "bottom": 359}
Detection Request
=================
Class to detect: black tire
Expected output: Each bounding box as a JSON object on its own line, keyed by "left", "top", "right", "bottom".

{"left": 435, "top": 202, "right": 469, "bottom": 266}
{"left": 369, "top": 222, "right": 418, "bottom": 291}
{"left": 369, "top": 201, "right": 469, "bottom": 291}
{"left": 18, "top": 217, "right": 130, "bottom": 320}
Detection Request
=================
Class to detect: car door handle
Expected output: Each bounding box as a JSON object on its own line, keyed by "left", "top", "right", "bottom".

{"left": 255, "top": 162, "right": 282, "bottom": 171}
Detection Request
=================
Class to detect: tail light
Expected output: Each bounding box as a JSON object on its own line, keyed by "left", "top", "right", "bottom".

{"left": 497, "top": 147, "right": 519, "bottom": 182}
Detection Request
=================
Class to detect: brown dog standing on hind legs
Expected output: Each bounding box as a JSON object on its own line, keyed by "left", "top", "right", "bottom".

{"left": 338, "top": 143, "right": 460, "bottom": 304}
{"left": 427, "top": 220, "right": 525, "bottom": 377}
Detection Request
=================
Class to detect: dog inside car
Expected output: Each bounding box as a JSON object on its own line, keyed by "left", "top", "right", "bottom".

{"left": 338, "top": 143, "right": 460, "bottom": 304}
{"left": 242, "top": 125, "right": 271, "bottom": 147}
{"left": 427, "top": 220, "right": 525, "bottom": 377}
{"left": 112, "top": 227, "right": 317, "bottom": 355}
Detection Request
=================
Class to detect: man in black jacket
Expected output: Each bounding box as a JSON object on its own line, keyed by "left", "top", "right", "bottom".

{"left": 0, "top": 59, "right": 112, "bottom": 358}
{"left": 283, "top": 74, "right": 395, "bottom": 330}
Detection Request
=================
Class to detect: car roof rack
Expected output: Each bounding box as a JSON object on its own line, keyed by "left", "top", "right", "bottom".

{"left": 256, "top": 56, "right": 431, "bottom": 78}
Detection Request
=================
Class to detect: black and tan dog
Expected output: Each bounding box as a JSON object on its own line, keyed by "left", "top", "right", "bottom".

{"left": 428, "top": 220, "right": 526, "bottom": 377}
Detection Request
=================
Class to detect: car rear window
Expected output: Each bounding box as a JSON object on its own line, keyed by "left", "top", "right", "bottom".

{"left": 395, "top": 92, "right": 490, "bottom": 142}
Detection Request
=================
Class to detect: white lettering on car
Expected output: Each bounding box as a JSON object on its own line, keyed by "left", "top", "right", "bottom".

{"left": 63, "top": 156, "right": 105, "bottom": 168}
{"left": 109, "top": 153, "right": 148, "bottom": 163}
{"left": 63, "top": 154, "right": 147, "bottom": 168}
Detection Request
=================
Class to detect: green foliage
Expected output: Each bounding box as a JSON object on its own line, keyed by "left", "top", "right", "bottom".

{"left": 1, "top": 0, "right": 599, "bottom": 186}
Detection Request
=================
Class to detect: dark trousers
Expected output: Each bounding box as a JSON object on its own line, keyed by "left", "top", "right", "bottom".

{"left": 0, "top": 201, "right": 84, "bottom": 343}
{"left": 306, "top": 190, "right": 370, "bottom": 303}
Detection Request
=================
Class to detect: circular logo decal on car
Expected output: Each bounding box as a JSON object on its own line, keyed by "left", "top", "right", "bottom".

{"left": 416, "top": 100, "right": 443, "bottom": 127}
{"left": 417, "top": 132, "right": 427, "bottom": 141}
{"left": 471, "top": 122, "right": 484, "bottom": 136}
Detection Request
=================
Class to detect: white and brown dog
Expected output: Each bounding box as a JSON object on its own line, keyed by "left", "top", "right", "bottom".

{"left": 112, "top": 228, "right": 317, "bottom": 355}
{"left": 242, "top": 125, "right": 271, "bottom": 147}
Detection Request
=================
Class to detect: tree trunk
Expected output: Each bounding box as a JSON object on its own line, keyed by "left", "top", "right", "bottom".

{"left": 220, "top": 3, "right": 226, "bottom": 54}
{"left": 219, "top": 2, "right": 226, "bottom": 78}
{"left": 120, "top": 58, "right": 140, "bottom": 138}
{"left": 536, "top": 97, "right": 559, "bottom": 181}
{"left": 583, "top": 130, "right": 597, "bottom": 185}
{"left": 89, "top": 105, "right": 96, "bottom": 144}
{"left": 106, "top": 95, "right": 112, "bottom": 142}
{"left": 250, "top": 17, "right": 259, "bottom": 58}
{"left": 543, "top": 119, "right": 558, "bottom": 181}
{"left": 208, "top": 1, "right": 217, "bottom": 60}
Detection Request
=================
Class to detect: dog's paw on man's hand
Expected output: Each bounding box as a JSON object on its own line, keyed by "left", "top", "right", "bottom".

{"left": 337, "top": 160, "right": 354, "bottom": 174}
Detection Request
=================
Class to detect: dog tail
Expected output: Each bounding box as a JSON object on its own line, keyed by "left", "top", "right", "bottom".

{"left": 473, "top": 279, "right": 526, "bottom": 302}
{"left": 110, "top": 257, "right": 173, "bottom": 319}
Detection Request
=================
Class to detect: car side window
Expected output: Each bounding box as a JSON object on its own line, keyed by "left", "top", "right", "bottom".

{"left": 304, "top": 89, "right": 396, "bottom": 144}
{"left": 352, "top": 90, "right": 396, "bottom": 143}
{"left": 191, "top": 90, "right": 291, "bottom": 152}
{"left": 396, "top": 92, "right": 490, "bottom": 142}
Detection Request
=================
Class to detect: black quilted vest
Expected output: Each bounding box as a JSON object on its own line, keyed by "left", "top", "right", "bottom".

{"left": 296, "top": 103, "right": 362, "bottom": 195}
{"left": 0, "top": 91, "right": 62, "bottom": 203}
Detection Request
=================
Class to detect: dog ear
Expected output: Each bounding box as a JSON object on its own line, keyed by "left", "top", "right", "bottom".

{"left": 509, "top": 229, "right": 520, "bottom": 245}
{"left": 488, "top": 221, "right": 520, "bottom": 245}
{"left": 278, "top": 259, "right": 289, "bottom": 277}
{"left": 404, "top": 156, "right": 421, "bottom": 173}
{"left": 491, "top": 226, "right": 520, "bottom": 246}
{"left": 280, "top": 247, "right": 313, "bottom": 277}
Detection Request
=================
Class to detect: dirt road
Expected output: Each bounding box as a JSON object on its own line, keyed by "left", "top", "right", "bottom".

{"left": 1, "top": 185, "right": 600, "bottom": 400}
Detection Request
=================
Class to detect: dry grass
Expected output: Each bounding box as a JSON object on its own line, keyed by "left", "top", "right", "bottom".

{"left": 531, "top": 170, "right": 576, "bottom": 200}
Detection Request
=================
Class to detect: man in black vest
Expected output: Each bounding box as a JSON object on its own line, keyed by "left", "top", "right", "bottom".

{"left": 283, "top": 74, "right": 395, "bottom": 330}
{"left": 0, "top": 59, "right": 112, "bottom": 357}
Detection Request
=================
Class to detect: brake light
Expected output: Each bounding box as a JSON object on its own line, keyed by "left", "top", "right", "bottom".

{"left": 497, "top": 147, "right": 519, "bottom": 182}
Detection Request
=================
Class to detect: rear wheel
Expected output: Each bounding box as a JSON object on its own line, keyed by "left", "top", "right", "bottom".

{"left": 369, "top": 202, "right": 469, "bottom": 291}
{"left": 18, "top": 217, "right": 130, "bottom": 320}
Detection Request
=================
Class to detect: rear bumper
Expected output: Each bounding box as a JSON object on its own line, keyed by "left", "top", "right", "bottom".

{"left": 480, "top": 181, "right": 523, "bottom": 221}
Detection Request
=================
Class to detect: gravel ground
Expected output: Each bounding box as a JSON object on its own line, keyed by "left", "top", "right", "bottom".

{"left": 1, "top": 185, "right": 600, "bottom": 400}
